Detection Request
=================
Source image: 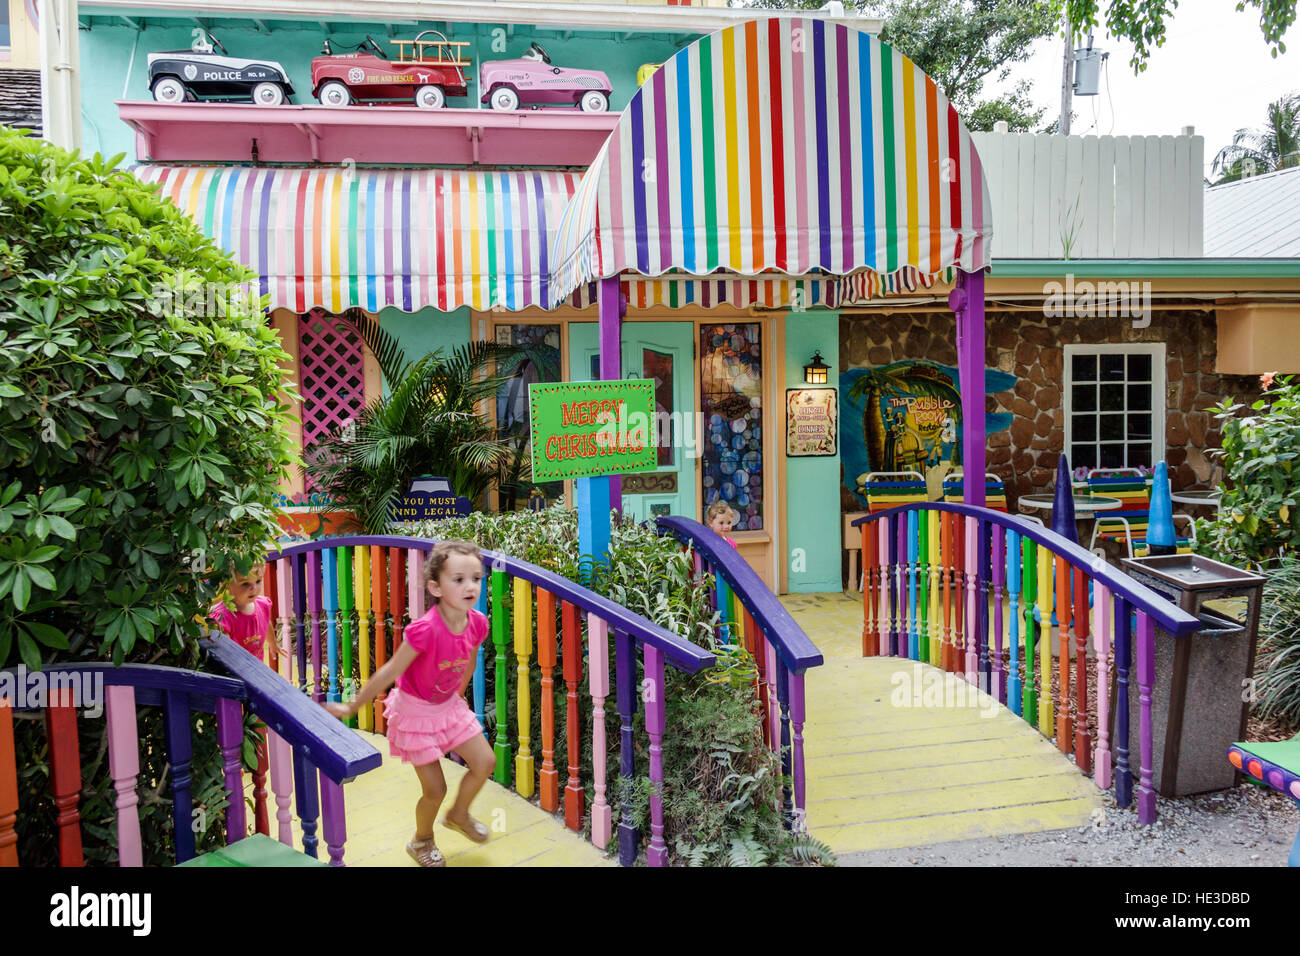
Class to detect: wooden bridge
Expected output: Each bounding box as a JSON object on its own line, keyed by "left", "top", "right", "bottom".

{"left": 335, "top": 591, "right": 1101, "bottom": 866}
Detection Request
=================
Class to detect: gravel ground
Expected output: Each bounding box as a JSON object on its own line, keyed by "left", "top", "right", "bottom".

{"left": 839, "top": 782, "right": 1298, "bottom": 866}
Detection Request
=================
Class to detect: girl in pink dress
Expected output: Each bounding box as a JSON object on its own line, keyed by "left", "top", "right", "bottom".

{"left": 210, "top": 566, "right": 274, "bottom": 659}
{"left": 324, "top": 540, "right": 494, "bottom": 867}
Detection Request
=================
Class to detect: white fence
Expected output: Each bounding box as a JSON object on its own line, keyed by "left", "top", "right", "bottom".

{"left": 972, "top": 131, "right": 1205, "bottom": 259}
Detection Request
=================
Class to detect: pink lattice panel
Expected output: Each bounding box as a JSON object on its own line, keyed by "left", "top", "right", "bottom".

{"left": 298, "top": 310, "right": 365, "bottom": 493}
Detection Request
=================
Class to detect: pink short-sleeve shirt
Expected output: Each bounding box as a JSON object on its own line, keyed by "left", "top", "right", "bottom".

{"left": 209, "top": 595, "right": 273, "bottom": 657}
{"left": 396, "top": 605, "right": 489, "bottom": 703}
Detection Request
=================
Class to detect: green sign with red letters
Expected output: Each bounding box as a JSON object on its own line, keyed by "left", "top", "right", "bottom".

{"left": 527, "top": 380, "right": 658, "bottom": 482}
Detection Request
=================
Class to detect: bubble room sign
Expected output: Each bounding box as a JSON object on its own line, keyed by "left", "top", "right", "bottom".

{"left": 528, "top": 380, "right": 658, "bottom": 482}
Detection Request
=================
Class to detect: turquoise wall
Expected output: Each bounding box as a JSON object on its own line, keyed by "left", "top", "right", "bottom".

{"left": 78, "top": 17, "right": 697, "bottom": 161}
{"left": 783, "top": 310, "right": 842, "bottom": 594}
{"left": 379, "top": 305, "right": 471, "bottom": 396}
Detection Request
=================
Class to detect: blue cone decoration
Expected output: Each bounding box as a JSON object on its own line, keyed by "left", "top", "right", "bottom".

{"left": 1051, "top": 454, "right": 1077, "bottom": 544}
{"left": 1147, "top": 460, "right": 1176, "bottom": 555}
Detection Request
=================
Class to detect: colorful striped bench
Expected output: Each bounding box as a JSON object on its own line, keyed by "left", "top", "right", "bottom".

{"left": 1227, "top": 739, "right": 1300, "bottom": 866}
{"left": 942, "top": 472, "right": 1009, "bottom": 512}
{"left": 864, "top": 472, "right": 927, "bottom": 515}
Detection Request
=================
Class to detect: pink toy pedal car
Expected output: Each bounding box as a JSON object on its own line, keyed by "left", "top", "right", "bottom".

{"left": 479, "top": 42, "right": 611, "bottom": 112}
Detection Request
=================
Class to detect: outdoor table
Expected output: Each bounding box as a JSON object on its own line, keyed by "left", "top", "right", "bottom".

{"left": 1170, "top": 490, "right": 1222, "bottom": 510}
{"left": 1018, "top": 493, "right": 1122, "bottom": 516}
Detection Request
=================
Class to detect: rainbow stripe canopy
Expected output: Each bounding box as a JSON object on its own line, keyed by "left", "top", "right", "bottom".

{"left": 550, "top": 17, "right": 993, "bottom": 308}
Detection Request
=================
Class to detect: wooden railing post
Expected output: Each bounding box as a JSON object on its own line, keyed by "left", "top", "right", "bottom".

{"left": 1114, "top": 596, "right": 1133, "bottom": 808}
{"left": 215, "top": 697, "right": 246, "bottom": 845}
{"left": 1136, "top": 611, "right": 1157, "bottom": 824}
{"left": 514, "top": 576, "right": 535, "bottom": 798}
{"left": 1055, "top": 555, "right": 1071, "bottom": 752}
{"left": 47, "top": 688, "right": 84, "bottom": 866}
{"left": 0, "top": 701, "right": 17, "bottom": 867}
{"left": 1006, "top": 529, "right": 1022, "bottom": 716}
{"left": 308, "top": 549, "right": 323, "bottom": 702}
{"left": 319, "top": 776, "right": 348, "bottom": 866}
{"left": 562, "top": 601, "right": 585, "bottom": 831}
{"left": 292, "top": 749, "right": 320, "bottom": 859}
{"left": 538, "top": 588, "right": 559, "bottom": 812}
{"left": 644, "top": 644, "right": 667, "bottom": 867}
{"left": 163, "top": 690, "right": 196, "bottom": 862}
{"left": 615, "top": 628, "right": 639, "bottom": 866}
{"left": 587, "top": 613, "right": 612, "bottom": 849}
{"left": 491, "top": 569, "right": 510, "bottom": 785}
{"left": 992, "top": 526, "right": 1005, "bottom": 702}
{"left": 1093, "top": 583, "right": 1113, "bottom": 790}
{"left": 1073, "top": 566, "right": 1091, "bottom": 771}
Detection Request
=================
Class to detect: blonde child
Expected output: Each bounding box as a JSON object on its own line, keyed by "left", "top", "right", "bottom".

{"left": 210, "top": 565, "right": 274, "bottom": 659}
{"left": 324, "top": 540, "right": 494, "bottom": 867}
{"left": 705, "top": 500, "right": 740, "bottom": 549}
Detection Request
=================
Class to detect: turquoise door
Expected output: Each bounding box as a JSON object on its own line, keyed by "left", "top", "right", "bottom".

{"left": 568, "top": 322, "right": 697, "bottom": 523}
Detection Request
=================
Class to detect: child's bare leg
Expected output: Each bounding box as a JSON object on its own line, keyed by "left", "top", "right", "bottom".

{"left": 445, "top": 733, "right": 494, "bottom": 826}
{"left": 412, "top": 760, "right": 447, "bottom": 840}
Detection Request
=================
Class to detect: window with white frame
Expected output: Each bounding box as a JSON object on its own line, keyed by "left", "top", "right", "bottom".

{"left": 1064, "top": 344, "right": 1165, "bottom": 472}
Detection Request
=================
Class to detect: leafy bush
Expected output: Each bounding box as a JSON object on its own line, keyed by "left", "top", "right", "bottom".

{"left": 1201, "top": 375, "right": 1300, "bottom": 567}
{"left": 405, "top": 507, "right": 835, "bottom": 865}
{"left": 1253, "top": 556, "right": 1300, "bottom": 729}
{"left": 0, "top": 129, "right": 294, "bottom": 863}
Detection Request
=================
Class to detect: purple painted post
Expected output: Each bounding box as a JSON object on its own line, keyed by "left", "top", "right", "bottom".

{"left": 614, "top": 628, "right": 638, "bottom": 866}
{"left": 215, "top": 697, "right": 246, "bottom": 845}
{"left": 894, "top": 514, "right": 906, "bottom": 657}
{"left": 789, "top": 671, "right": 806, "bottom": 830}
{"left": 775, "top": 660, "right": 794, "bottom": 826}
{"left": 292, "top": 749, "right": 320, "bottom": 859}
{"left": 598, "top": 275, "right": 623, "bottom": 517}
{"left": 992, "top": 526, "right": 1005, "bottom": 703}
{"left": 1113, "top": 596, "right": 1133, "bottom": 808}
{"left": 1136, "top": 611, "right": 1157, "bottom": 824}
{"left": 308, "top": 549, "right": 322, "bottom": 701}
{"left": 319, "top": 776, "right": 348, "bottom": 867}
{"left": 292, "top": 552, "right": 307, "bottom": 691}
{"left": 644, "top": 645, "right": 667, "bottom": 867}
{"left": 951, "top": 271, "right": 986, "bottom": 507}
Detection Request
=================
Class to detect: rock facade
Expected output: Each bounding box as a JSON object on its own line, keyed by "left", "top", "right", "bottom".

{"left": 839, "top": 308, "right": 1261, "bottom": 512}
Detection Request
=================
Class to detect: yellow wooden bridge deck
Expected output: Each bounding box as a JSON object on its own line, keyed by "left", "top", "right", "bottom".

{"left": 333, "top": 593, "right": 1100, "bottom": 866}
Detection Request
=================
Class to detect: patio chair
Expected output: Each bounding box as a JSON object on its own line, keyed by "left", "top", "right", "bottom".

{"left": 1085, "top": 468, "right": 1196, "bottom": 558}
{"left": 942, "top": 472, "right": 1009, "bottom": 513}
{"left": 863, "top": 471, "right": 928, "bottom": 514}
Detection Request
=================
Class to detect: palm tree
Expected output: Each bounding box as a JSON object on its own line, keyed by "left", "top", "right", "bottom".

{"left": 305, "top": 312, "right": 526, "bottom": 532}
{"left": 1211, "top": 93, "right": 1300, "bottom": 184}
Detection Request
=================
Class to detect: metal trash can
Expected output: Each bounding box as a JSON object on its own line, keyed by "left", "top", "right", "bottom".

{"left": 1118, "top": 555, "right": 1266, "bottom": 797}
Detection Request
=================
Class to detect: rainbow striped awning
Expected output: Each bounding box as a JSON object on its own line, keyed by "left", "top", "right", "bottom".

{"left": 550, "top": 17, "right": 993, "bottom": 307}
{"left": 132, "top": 165, "right": 585, "bottom": 314}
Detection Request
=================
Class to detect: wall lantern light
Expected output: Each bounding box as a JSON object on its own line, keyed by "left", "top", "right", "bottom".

{"left": 803, "top": 350, "right": 830, "bottom": 385}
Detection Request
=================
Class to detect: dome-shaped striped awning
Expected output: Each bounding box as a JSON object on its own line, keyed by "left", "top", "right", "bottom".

{"left": 550, "top": 17, "right": 992, "bottom": 307}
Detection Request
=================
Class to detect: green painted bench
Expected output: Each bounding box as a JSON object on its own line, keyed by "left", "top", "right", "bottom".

{"left": 178, "top": 833, "right": 327, "bottom": 867}
{"left": 1227, "top": 739, "right": 1300, "bottom": 866}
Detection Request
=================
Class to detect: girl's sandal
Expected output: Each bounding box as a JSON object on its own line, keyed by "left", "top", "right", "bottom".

{"left": 442, "top": 814, "right": 490, "bottom": 844}
{"left": 406, "top": 838, "right": 446, "bottom": 867}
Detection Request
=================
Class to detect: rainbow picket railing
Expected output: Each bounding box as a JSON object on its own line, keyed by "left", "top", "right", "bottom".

{"left": 262, "top": 534, "right": 715, "bottom": 867}
{"left": 0, "top": 636, "right": 382, "bottom": 867}
{"left": 853, "top": 503, "right": 1201, "bottom": 823}
{"left": 652, "top": 517, "right": 824, "bottom": 830}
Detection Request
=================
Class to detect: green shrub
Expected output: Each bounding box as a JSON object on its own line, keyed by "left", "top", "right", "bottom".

{"left": 1201, "top": 375, "right": 1300, "bottom": 567}
{"left": 0, "top": 129, "right": 294, "bottom": 863}
{"left": 1253, "top": 556, "right": 1300, "bottom": 729}
{"left": 405, "top": 507, "right": 835, "bottom": 866}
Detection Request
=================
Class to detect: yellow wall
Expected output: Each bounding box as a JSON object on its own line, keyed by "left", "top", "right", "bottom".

{"left": 2, "top": 0, "right": 40, "bottom": 70}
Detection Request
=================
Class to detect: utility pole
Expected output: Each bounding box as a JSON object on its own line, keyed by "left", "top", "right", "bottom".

{"left": 1059, "top": 13, "right": 1074, "bottom": 135}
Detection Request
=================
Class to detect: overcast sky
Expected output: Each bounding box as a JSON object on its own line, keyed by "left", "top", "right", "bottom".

{"left": 985, "top": 0, "right": 1298, "bottom": 178}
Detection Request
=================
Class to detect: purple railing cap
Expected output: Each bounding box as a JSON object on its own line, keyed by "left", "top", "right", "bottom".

{"left": 654, "top": 516, "right": 824, "bottom": 673}
{"left": 0, "top": 662, "right": 247, "bottom": 707}
{"left": 852, "top": 503, "right": 1202, "bottom": 635}
{"left": 203, "top": 635, "right": 382, "bottom": 784}
{"left": 266, "top": 535, "right": 714, "bottom": 674}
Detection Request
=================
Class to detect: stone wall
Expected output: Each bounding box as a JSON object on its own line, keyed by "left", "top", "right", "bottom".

{"left": 839, "top": 308, "right": 1262, "bottom": 512}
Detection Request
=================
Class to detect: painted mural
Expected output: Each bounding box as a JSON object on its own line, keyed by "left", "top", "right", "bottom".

{"left": 840, "top": 360, "right": 1015, "bottom": 506}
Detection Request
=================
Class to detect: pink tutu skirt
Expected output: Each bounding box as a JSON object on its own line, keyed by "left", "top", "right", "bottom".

{"left": 384, "top": 687, "right": 484, "bottom": 766}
